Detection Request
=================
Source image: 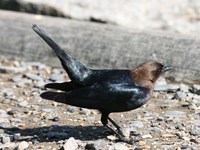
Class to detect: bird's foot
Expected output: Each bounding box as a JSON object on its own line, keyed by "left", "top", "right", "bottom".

{"left": 105, "top": 124, "right": 138, "bottom": 145}
{"left": 116, "top": 134, "right": 138, "bottom": 145}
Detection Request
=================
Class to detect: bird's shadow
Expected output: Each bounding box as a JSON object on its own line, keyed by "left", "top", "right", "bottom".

{"left": 0, "top": 125, "right": 110, "bottom": 142}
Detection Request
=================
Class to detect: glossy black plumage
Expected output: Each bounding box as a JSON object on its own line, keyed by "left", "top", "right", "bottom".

{"left": 32, "top": 24, "right": 172, "bottom": 144}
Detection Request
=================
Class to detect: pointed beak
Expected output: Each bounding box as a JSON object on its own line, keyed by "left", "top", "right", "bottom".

{"left": 162, "top": 65, "right": 173, "bottom": 73}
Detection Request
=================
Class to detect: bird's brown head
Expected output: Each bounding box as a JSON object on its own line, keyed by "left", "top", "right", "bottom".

{"left": 131, "top": 61, "right": 172, "bottom": 91}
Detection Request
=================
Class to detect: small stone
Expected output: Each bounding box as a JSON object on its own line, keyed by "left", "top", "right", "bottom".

{"left": 14, "top": 133, "right": 21, "bottom": 140}
{"left": 10, "top": 118, "right": 22, "bottom": 123}
{"left": 18, "top": 101, "right": 28, "bottom": 107}
{"left": 63, "top": 137, "right": 78, "bottom": 150}
{"left": 32, "top": 118, "right": 40, "bottom": 122}
{"left": 179, "top": 83, "right": 190, "bottom": 92}
{"left": 142, "top": 134, "right": 152, "bottom": 139}
{"left": 25, "top": 73, "right": 43, "bottom": 81}
{"left": 188, "top": 103, "right": 197, "bottom": 110}
{"left": 193, "top": 84, "right": 200, "bottom": 94}
{"left": 138, "top": 140, "right": 146, "bottom": 146}
{"left": 163, "top": 110, "right": 186, "bottom": 118}
{"left": 121, "top": 127, "right": 131, "bottom": 137}
{"left": 0, "top": 66, "right": 26, "bottom": 73}
{"left": 49, "top": 74, "right": 64, "bottom": 82}
{"left": 130, "top": 130, "right": 141, "bottom": 136}
{"left": 0, "top": 118, "right": 8, "bottom": 123}
{"left": 42, "top": 108, "right": 58, "bottom": 113}
{"left": 107, "top": 135, "right": 117, "bottom": 141}
{"left": 34, "top": 80, "right": 45, "bottom": 88}
{"left": 12, "top": 75, "right": 23, "bottom": 83}
{"left": 0, "top": 129, "right": 4, "bottom": 134}
{"left": 1, "top": 142, "right": 16, "bottom": 149}
{"left": 190, "top": 138, "right": 198, "bottom": 144}
{"left": 1, "top": 135, "right": 11, "bottom": 143}
{"left": 85, "top": 143, "right": 96, "bottom": 150}
{"left": 192, "top": 120, "right": 200, "bottom": 126}
{"left": 190, "top": 127, "right": 200, "bottom": 136}
{"left": 129, "top": 121, "right": 144, "bottom": 128}
{"left": 110, "top": 143, "right": 129, "bottom": 150}
{"left": 1, "top": 99, "right": 11, "bottom": 104}
{"left": 17, "top": 141, "right": 29, "bottom": 150}
{"left": 52, "top": 116, "right": 59, "bottom": 122}
{"left": 161, "top": 133, "right": 176, "bottom": 138}
{"left": 181, "top": 136, "right": 190, "bottom": 142}
{"left": 0, "top": 109, "right": 9, "bottom": 118}
{"left": 79, "top": 108, "right": 91, "bottom": 115}
{"left": 7, "top": 109, "right": 15, "bottom": 115}
{"left": 156, "top": 116, "right": 164, "bottom": 121}
{"left": 155, "top": 81, "right": 179, "bottom": 92}
{"left": 176, "top": 91, "right": 187, "bottom": 101}
{"left": 67, "top": 106, "right": 78, "bottom": 113}
{"left": 84, "top": 116, "right": 95, "bottom": 122}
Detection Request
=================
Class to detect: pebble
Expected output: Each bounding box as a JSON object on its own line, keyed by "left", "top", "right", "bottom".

{"left": 49, "top": 74, "right": 64, "bottom": 82}
{"left": 18, "top": 101, "right": 29, "bottom": 107}
{"left": 25, "top": 73, "right": 43, "bottom": 81}
{"left": 0, "top": 109, "right": 9, "bottom": 118}
{"left": 63, "top": 137, "right": 78, "bottom": 150}
{"left": 192, "top": 120, "right": 200, "bottom": 126}
{"left": 163, "top": 110, "right": 186, "bottom": 118}
{"left": 121, "top": 127, "right": 131, "bottom": 137}
{"left": 42, "top": 108, "right": 58, "bottom": 113}
{"left": 13, "top": 133, "right": 21, "bottom": 140}
{"left": 84, "top": 116, "right": 95, "bottom": 122}
{"left": 17, "top": 141, "right": 29, "bottom": 150}
{"left": 176, "top": 91, "right": 187, "bottom": 101}
{"left": 193, "top": 84, "right": 200, "bottom": 95}
{"left": 0, "top": 66, "right": 26, "bottom": 73}
{"left": 34, "top": 80, "right": 45, "bottom": 88}
{"left": 107, "top": 135, "right": 117, "bottom": 141}
{"left": 190, "top": 127, "right": 200, "bottom": 136}
{"left": 1, "top": 135, "right": 11, "bottom": 143}
{"left": 110, "top": 143, "right": 129, "bottom": 150}
{"left": 129, "top": 121, "right": 144, "bottom": 128}
{"left": 179, "top": 83, "right": 190, "bottom": 92}
{"left": 155, "top": 82, "right": 179, "bottom": 91}
{"left": 67, "top": 106, "right": 78, "bottom": 113}
{"left": 79, "top": 108, "right": 91, "bottom": 115}
{"left": 142, "top": 134, "right": 153, "bottom": 139}
{"left": 52, "top": 116, "right": 60, "bottom": 122}
{"left": 85, "top": 143, "right": 96, "bottom": 150}
{"left": 12, "top": 75, "right": 23, "bottom": 83}
{"left": 1, "top": 142, "right": 16, "bottom": 150}
{"left": 10, "top": 118, "right": 22, "bottom": 123}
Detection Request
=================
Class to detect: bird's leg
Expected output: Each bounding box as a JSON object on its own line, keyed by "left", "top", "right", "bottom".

{"left": 107, "top": 117, "right": 123, "bottom": 135}
{"left": 101, "top": 112, "right": 136, "bottom": 144}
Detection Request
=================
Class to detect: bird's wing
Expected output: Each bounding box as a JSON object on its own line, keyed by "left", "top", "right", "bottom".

{"left": 41, "top": 82, "right": 148, "bottom": 111}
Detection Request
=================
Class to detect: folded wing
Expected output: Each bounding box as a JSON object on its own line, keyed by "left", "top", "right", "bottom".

{"left": 41, "top": 82, "right": 147, "bottom": 112}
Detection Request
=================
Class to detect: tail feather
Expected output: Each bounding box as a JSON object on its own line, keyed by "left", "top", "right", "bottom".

{"left": 40, "top": 91, "right": 67, "bottom": 104}
{"left": 32, "top": 24, "right": 91, "bottom": 85}
{"left": 45, "top": 81, "right": 77, "bottom": 92}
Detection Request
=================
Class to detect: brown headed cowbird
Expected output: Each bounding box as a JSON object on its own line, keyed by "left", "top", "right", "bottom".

{"left": 32, "top": 24, "right": 172, "bottom": 144}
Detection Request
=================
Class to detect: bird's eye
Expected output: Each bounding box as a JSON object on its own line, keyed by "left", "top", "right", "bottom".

{"left": 157, "top": 68, "right": 162, "bottom": 72}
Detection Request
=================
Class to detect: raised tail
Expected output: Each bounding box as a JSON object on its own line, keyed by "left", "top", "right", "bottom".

{"left": 32, "top": 24, "right": 91, "bottom": 85}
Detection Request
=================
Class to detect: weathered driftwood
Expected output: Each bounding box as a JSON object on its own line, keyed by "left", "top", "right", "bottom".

{"left": 0, "top": 10, "right": 200, "bottom": 83}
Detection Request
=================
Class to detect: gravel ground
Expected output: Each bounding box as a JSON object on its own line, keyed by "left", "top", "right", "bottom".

{"left": 0, "top": 58, "right": 200, "bottom": 150}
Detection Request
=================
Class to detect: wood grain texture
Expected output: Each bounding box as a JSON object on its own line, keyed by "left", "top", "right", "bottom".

{"left": 0, "top": 10, "right": 200, "bottom": 83}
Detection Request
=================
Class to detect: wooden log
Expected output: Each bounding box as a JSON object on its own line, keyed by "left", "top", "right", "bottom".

{"left": 0, "top": 10, "right": 200, "bottom": 83}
